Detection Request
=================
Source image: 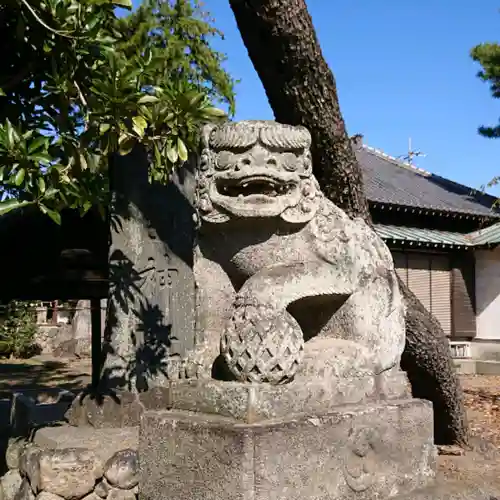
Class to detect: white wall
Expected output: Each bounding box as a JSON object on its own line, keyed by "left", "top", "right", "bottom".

{"left": 475, "top": 247, "right": 500, "bottom": 341}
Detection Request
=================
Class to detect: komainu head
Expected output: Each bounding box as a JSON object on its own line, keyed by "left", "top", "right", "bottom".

{"left": 195, "top": 120, "right": 322, "bottom": 224}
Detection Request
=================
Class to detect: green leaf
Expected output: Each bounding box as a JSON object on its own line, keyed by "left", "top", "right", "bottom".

{"left": 37, "top": 177, "right": 46, "bottom": 194}
{"left": 138, "top": 95, "right": 159, "bottom": 104}
{"left": 166, "top": 142, "right": 178, "bottom": 163}
{"left": 177, "top": 137, "right": 188, "bottom": 162}
{"left": 201, "top": 106, "right": 227, "bottom": 118}
{"left": 118, "top": 136, "right": 136, "bottom": 156}
{"left": 188, "top": 92, "right": 206, "bottom": 107}
{"left": 5, "top": 120, "right": 16, "bottom": 148}
{"left": 99, "top": 123, "right": 111, "bottom": 134}
{"left": 153, "top": 142, "right": 161, "bottom": 167}
{"left": 28, "top": 136, "right": 49, "bottom": 154}
{"left": 0, "top": 199, "right": 31, "bottom": 216}
{"left": 0, "top": 88, "right": 5, "bottom": 97}
{"left": 29, "top": 153, "right": 52, "bottom": 164}
{"left": 81, "top": 201, "right": 92, "bottom": 216}
{"left": 39, "top": 204, "right": 61, "bottom": 225}
{"left": 110, "top": 0, "right": 132, "bottom": 8}
{"left": 14, "top": 169, "right": 25, "bottom": 186}
{"left": 43, "top": 187, "right": 59, "bottom": 199}
{"left": 132, "top": 116, "right": 148, "bottom": 138}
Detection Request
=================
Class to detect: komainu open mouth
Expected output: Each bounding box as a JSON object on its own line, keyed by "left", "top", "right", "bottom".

{"left": 217, "top": 176, "right": 295, "bottom": 198}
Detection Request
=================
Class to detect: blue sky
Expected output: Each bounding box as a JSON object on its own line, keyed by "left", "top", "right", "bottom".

{"left": 134, "top": 1, "right": 500, "bottom": 193}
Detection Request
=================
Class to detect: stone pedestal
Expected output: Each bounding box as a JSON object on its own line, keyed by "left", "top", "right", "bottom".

{"left": 138, "top": 374, "right": 437, "bottom": 500}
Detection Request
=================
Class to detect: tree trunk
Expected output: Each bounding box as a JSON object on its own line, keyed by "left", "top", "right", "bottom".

{"left": 228, "top": 0, "right": 468, "bottom": 446}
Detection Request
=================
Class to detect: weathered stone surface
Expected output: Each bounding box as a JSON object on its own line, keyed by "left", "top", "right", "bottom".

{"left": 392, "top": 477, "right": 500, "bottom": 499}
{"left": 80, "top": 493, "right": 101, "bottom": 500}
{"left": 191, "top": 120, "right": 405, "bottom": 383}
{"left": 139, "top": 399, "right": 435, "bottom": 500}
{"left": 106, "top": 489, "right": 136, "bottom": 500}
{"left": 19, "top": 445, "right": 41, "bottom": 492}
{"left": 6, "top": 439, "right": 28, "bottom": 470}
{"left": 104, "top": 450, "right": 138, "bottom": 490}
{"left": 65, "top": 388, "right": 171, "bottom": 428}
{"left": 35, "top": 325, "right": 72, "bottom": 357}
{"left": 70, "top": 300, "right": 92, "bottom": 357}
{"left": 33, "top": 425, "right": 138, "bottom": 465}
{"left": 1, "top": 470, "right": 23, "bottom": 500}
{"left": 101, "top": 146, "right": 197, "bottom": 391}
{"left": 93, "top": 480, "right": 110, "bottom": 499}
{"left": 13, "top": 480, "right": 34, "bottom": 500}
{"left": 32, "top": 449, "right": 102, "bottom": 499}
{"left": 35, "top": 492, "right": 65, "bottom": 500}
{"left": 168, "top": 371, "right": 410, "bottom": 422}
{"left": 10, "top": 394, "right": 35, "bottom": 436}
{"left": 64, "top": 393, "right": 141, "bottom": 428}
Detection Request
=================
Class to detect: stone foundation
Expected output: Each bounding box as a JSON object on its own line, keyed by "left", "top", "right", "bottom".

{"left": 139, "top": 397, "right": 436, "bottom": 500}
{"left": 2, "top": 426, "right": 138, "bottom": 500}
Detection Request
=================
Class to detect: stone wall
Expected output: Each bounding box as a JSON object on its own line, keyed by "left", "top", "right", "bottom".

{"left": 1, "top": 427, "right": 138, "bottom": 500}
{"left": 1, "top": 391, "right": 138, "bottom": 500}
{"left": 34, "top": 299, "right": 107, "bottom": 358}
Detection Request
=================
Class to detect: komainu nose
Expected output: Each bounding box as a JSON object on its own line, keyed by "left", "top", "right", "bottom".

{"left": 235, "top": 156, "right": 252, "bottom": 171}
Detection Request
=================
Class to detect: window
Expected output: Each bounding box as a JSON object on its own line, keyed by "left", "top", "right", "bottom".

{"left": 393, "top": 251, "right": 452, "bottom": 336}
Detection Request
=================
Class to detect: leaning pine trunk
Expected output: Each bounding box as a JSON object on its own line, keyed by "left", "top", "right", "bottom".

{"left": 228, "top": 0, "right": 468, "bottom": 446}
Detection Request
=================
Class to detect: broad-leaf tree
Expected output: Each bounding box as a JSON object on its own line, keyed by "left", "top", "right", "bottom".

{"left": 0, "top": 0, "right": 235, "bottom": 222}
{"left": 228, "top": 0, "right": 468, "bottom": 446}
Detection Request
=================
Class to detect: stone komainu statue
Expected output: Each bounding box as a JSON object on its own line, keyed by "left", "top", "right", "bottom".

{"left": 189, "top": 120, "right": 405, "bottom": 384}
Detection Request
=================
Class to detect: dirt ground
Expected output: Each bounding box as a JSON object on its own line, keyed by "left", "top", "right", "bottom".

{"left": 436, "top": 374, "right": 500, "bottom": 489}
{"left": 0, "top": 355, "right": 91, "bottom": 399}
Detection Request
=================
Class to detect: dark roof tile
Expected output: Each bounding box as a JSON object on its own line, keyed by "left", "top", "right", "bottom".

{"left": 356, "top": 146, "right": 499, "bottom": 218}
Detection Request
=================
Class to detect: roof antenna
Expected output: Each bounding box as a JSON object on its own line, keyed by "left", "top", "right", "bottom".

{"left": 398, "top": 137, "right": 426, "bottom": 166}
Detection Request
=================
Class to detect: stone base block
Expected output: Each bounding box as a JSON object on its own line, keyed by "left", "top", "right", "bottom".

{"left": 168, "top": 369, "right": 410, "bottom": 422}
{"left": 139, "top": 398, "right": 436, "bottom": 500}
{"left": 66, "top": 370, "right": 410, "bottom": 427}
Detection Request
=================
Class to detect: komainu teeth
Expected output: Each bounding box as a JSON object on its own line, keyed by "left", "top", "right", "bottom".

{"left": 238, "top": 194, "right": 244, "bottom": 200}
{"left": 242, "top": 183, "right": 248, "bottom": 188}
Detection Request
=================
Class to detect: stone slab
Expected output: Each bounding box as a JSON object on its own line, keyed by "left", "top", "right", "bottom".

{"left": 168, "top": 370, "right": 410, "bottom": 422}
{"left": 33, "top": 426, "right": 138, "bottom": 464}
{"left": 66, "top": 371, "right": 410, "bottom": 427}
{"left": 139, "top": 398, "right": 435, "bottom": 500}
{"left": 65, "top": 388, "right": 172, "bottom": 428}
{"left": 10, "top": 391, "right": 74, "bottom": 436}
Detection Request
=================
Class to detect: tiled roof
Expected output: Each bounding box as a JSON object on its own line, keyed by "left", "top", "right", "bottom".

{"left": 374, "top": 224, "right": 470, "bottom": 248}
{"left": 356, "top": 145, "right": 500, "bottom": 218}
{"left": 468, "top": 221, "right": 500, "bottom": 246}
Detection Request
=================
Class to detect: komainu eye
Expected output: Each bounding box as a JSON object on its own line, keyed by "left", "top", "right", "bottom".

{"left": 216, "top": 151, "right": 234, "bottom": 170}
{"left": 281, "top": 152, "right": 299, "bottom": 171}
